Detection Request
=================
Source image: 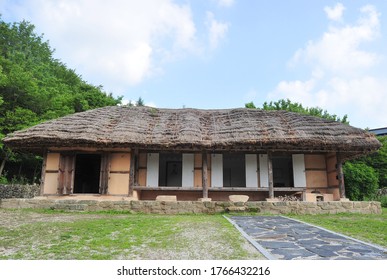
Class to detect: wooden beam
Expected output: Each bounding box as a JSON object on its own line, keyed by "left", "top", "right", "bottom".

{"left": 128, "top": 150, "right": 136, "bottom": 197}
{"left": 202, "top": 152, "right": 208, "bottom": 198}
{"left": 337, "top": 154, "right": 346, "bottom": 199}
{"left": 39, "top": 150, "right": 47, "bottom": 196}
{"left": 268, "top": 151, "right": 274, "bottom": 199}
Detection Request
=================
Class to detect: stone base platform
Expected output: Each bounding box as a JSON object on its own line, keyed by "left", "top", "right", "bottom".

{"left": 0, "top": 197, "right": 382, "bottom": 215}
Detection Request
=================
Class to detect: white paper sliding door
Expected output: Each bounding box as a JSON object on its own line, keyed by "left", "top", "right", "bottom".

{"left": 245, "top": 154, "right": 258, "bottom": 188}
{"left": 182, "top": 154, "right": 194, "bottom": 188}
{"left": 146, "top": 153, "right": 159, "bottom": 187}
{"left": 292, "top": 154, "right": 306, "bottom": 188}
{"left": 211, "top": 154, "right": 223, "bottom": 187}
{"left": 259, "top": 154, "right": 269, "bottom": 188}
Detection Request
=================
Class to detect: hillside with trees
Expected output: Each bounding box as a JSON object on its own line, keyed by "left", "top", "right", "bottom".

{"left": 0, "top": 17, "right": 122, "bottom": 183}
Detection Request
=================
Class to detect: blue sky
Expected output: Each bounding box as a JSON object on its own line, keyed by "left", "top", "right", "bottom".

{"left": 1, "top": 0, "right": 387, "bottom": 129}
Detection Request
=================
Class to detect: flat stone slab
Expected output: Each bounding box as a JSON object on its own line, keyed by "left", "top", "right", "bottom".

{"left": 155, "top": 195, "right": 177, "bottom": 201}
{"left": 228, "top": 216, "right": 387, "bottom": 260}
{"left": 229, "top": 195, "right": 249, "bottom": 202}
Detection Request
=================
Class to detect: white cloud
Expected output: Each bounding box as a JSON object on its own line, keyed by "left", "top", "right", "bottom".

{"left": 206, "top": 11, "right": 229, "bottom": 50}
{"left": 2, "top": 0, "right": 230, "bottom": 94}
{"left": 324, "top": 3, "right": 345, "bottom": 21}
{"left": 216, "top": 0, "right": 235, "bottom": 8}
{"left": 291, "top": 5, "right": 380, "bottom": 75}
{"left": 244, "top": 89, "right": 258, "bottom": 101}
{"left": 270, "top": 4, "right": 386, "bottom": 128}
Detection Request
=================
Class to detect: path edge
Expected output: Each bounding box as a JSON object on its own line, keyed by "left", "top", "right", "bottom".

{"left": 223, "top": 215, "right": 277, "bottom": 260}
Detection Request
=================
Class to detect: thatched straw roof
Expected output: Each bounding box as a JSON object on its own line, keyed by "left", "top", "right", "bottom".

{"left": 4, "top": 106, "right": 381, "bottom": 158}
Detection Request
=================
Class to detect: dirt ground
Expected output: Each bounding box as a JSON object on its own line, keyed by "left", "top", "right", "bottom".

{"left": 0, "top": 209, "right": 114, "bottom": 228}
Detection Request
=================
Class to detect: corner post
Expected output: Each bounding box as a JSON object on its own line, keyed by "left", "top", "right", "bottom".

{"left": 268, "top": 151, "right": 274, "bottom": 199}
{"left": 129, "top": 148, "right": 138, "bottom": 197}
{"left": 39, "top": 150, "right": 48, "bottom": 196}
{"left": 337, "top": 153, "right": 346, "bottom": 199}
{"left": 202, "top": 151, "right": 208, "bottom": 199}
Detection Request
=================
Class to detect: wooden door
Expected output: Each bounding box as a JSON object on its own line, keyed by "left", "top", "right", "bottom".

{"left": 58, "top": 154, "right": 75, "bottom": 194}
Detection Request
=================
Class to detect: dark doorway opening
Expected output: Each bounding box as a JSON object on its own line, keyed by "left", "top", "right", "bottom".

{"left": 73, "top": 154, "right": 101, "bottom": 193}
{"left": 272, "top": 156, "right": 294, "bottom": 187}
{"left": 159, "top": 153, "right": 182, "bottom": 186}
{"left": 223, "top": 153, "right": 246, "bottom": 187}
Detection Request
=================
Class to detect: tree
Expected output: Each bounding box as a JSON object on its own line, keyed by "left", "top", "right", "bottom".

{"left": 0, "top": 17, "right": 122, "bottom": 183}
{"left": 353, "top": 136, "right": 387, "bottom": 189}
{"left": 245, "top": 99, "right": 348, "bottom": 124}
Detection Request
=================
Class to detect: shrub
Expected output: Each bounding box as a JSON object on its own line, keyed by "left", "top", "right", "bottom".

{"left": 378, "top": 196, "right": 387, "bottom": 208}
{"left": 343, "top": 162, "right": 379, "bottom": 201}
{"left": 0, "top": 176, "right": 7, "bottom": 184}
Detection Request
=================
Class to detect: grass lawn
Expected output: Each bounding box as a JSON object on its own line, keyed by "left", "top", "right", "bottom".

{"left": 286, "top": 208, "right": 387, "bottom": 247}
{"left": 0, "top": 209, "right": 263, "bottom": 260}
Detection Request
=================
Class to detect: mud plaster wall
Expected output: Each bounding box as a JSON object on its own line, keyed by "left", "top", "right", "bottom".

{"left": 108, "top": 153, "right": 130, "bottom": 195}
{"left": 43, "top": 152, "right": 60, "bottom": 194}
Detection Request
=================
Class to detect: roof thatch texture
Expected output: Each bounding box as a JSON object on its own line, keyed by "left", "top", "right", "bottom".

{"left": 4, "top": 106, "right": 381, "bottom": 158}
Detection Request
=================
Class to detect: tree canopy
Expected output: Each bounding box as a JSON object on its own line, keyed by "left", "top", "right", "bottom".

{"left": 245, "top": 99, "right": 349, "bottom": 124}
{"left": 0, "top": 17, "right": 122, "bottom": 182}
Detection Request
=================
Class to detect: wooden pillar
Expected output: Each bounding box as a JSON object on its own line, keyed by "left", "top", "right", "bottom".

{"left": 99, "top": 153, "right": 110, "bottom": 195}
{"left": 268, "top": 152, "right": 274, "bottom": 199}
{"left": 202, "top": 151, "right": 208, "bottom": 198}
{"left": 134, "top": 149, "right": 139, "bottom": 186}
{"left": 129, "top": 149, "right": 137, "bottom": 197}
{"left": 337, "top": 154, "right": 346, "bottom": 199}
{"left": 39, "top": 150, "right": 47, "bottom": 196}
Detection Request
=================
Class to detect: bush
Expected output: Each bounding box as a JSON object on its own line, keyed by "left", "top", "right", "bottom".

{"left": 375, "top": 188, "right": 387, "bottom": 207}
{"left": 0, "top": 176, "right": 7, "bottom": 184}
{"left": 377, "top": 196, "right": 387, "bottom": 208}
{"left": 343, "top": 162, "right": 379, "bottom": 201}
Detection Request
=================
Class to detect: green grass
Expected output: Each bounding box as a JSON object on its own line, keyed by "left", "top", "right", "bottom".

{"left": 0, "top": 210, "right": 262, "bottom": 260}
{"left": 286, "top": 208, "right": 387, "bottom": 247}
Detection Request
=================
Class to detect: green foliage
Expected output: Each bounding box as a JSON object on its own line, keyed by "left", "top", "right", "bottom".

{"left": 376, "top": 195, "right": 387, "bottom": 208}
{"left": 343, "top": 136, "right": 387, "bottom": 200}
{"left": 0, "top": 175, "right": 7, "bottom": 184}
{"left": 343, "top": 162, "right": 379, "bottom": 200}
{"left": 245, "top": 99, "right": 348, "bottom": 124}
{"left": 0, "top": 17, "right": 122, "bottom": 182}
{"left": 136, "top": 97, "right": 145, "bottom": 106}
{"left": 245, "top": 101, "right": 256, "bottom": 109}
{"left": 360, "top": 136, "right": 387, "bottom": 189}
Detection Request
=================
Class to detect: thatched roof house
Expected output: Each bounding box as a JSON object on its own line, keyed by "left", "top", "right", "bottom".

{"left": 4, "top": 106, "right": 380, "bottom": 202}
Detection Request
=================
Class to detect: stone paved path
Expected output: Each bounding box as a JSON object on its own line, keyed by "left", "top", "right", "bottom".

{"left": 228, "top": 216, "right": 387, "bottom": 260}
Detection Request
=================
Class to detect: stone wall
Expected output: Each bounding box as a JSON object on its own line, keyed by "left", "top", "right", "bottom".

{"left": 0, "top": 198, "right": 382, "bottom": 214}
{"left": 0, "top": 184, "right": 40, "bottom": 199}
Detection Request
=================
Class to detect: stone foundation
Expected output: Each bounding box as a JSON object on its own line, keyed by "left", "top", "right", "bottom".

{"left": 0, "top": 197, "right": 382, "bottom": 214}
{"left": 0, "top": 184, "right": 40, "bottom": 199}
